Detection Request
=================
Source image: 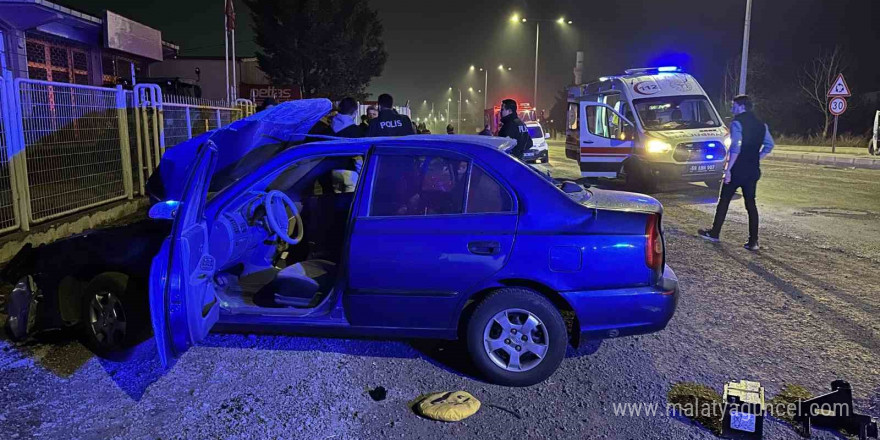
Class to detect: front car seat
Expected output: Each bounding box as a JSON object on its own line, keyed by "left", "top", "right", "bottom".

{"left": 258, "top": 260, "right": 337, "bottom": 307}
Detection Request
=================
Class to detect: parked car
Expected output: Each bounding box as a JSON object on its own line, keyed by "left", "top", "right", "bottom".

{"left": 523, "top": 121, "right": 550, "bottom": 164}
{"left": 3, "top": 99, "right": 678, "bottom": 386}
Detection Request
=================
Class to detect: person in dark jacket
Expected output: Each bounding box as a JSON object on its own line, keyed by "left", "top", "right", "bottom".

{"left": 446, "top": 124, "right": 455, "bottom": 134}
{"left": 416, "top": 122, "right": 431, "bottom": 134}
{"left": 367, "top": 94, "right": 415, "bottom": 137}
{"left": 497, "top": 99, "right": 533, "bottom": 160}
{"left": 478, "top": 124, "right": 492, "bottom": 136}
{"left": 331, "top": 97, "right": 364, "bottom": 138}
{"left": 699, "top": 95, "right": 775, "bottom": 251}
{"left": 256, "top": 97, "right": 277, "bottom": 113}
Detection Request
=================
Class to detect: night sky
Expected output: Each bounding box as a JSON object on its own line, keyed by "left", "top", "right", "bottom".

{"left": 66, "top": 0, "right": 878, "bottom": 118}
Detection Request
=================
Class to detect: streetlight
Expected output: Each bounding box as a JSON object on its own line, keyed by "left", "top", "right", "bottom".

{"left": 470, "top": 64, "right": 512, "bottom": 110}
{"left": 738, "top": 0, "right": 753, "bottom": 94}
{"left": 511, "top": 13, "right": 572, "bottom": 110}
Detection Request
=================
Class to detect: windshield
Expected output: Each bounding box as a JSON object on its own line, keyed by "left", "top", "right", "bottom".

{"left": 527, "top": 125, "right": 544, "bottom": 139}
{"left": 633, "top": 95, "right": 721, "bottom": 131}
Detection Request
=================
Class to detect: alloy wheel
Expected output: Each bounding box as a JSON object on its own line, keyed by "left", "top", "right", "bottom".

{"left": 88, "top": 291, "right": 127, "bottom": 349}
{"left": 482, "top": 308, "right": 549, "bottom": 372}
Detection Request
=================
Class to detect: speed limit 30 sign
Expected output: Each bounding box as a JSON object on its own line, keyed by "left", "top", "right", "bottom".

{"left": 829, "top": 97, "right": 847, "bottom": 116}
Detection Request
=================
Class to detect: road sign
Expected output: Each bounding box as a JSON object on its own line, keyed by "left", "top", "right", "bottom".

{"left": 829, "top": 97, "right": 847, "bottom": 116}
{"left": 827, "top": 73, "right": 851, "bottom": 97}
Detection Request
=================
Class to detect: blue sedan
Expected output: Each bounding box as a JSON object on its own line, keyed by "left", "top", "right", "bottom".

{"left": 145, "top": 99, "right": 678, "bottom": 386}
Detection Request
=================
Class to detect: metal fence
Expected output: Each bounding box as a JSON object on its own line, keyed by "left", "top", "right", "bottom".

{"left": 163, "top": 95, "right": 245, "bottom": 146}
{"left": 0, "top": 77, "right": 254, "bottom": 235}
{"left": 14, "top": 79, "right": 132, "bottom": 224}
{"left": 0, "top": 76, "right": 21, "bottom": 233}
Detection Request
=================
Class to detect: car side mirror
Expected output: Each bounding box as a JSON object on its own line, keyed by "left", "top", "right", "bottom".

{"left": 149, "top": 200, "right": 180, "bottom": 220}
{"left": 545, "top": 133, "right": 551, "bottom": 139}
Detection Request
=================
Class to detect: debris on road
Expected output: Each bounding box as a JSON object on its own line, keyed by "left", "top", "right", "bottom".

{"left": 794, "top": 380, "right": 879, "bottom": 440}
{"left": 368, "top": 386, "right": 387, "bottom": 401}
{"left": 412, "top": 391, "right": 481, "bottom": 422}
{"left": 721, "top": 380, "right": 765, "bottom": 440}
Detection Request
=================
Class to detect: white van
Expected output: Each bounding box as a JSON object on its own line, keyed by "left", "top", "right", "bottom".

{"left": 565, "top": 67, "right": 730, "bottom": 189}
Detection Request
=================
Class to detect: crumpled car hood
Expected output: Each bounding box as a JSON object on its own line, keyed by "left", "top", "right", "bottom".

{"left": 147, "top": 99, "right": 332, "bottom": 203}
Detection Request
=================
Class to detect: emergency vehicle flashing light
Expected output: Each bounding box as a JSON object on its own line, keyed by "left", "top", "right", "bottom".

{"left": 624, "top": 66, "right": 683, "bottom": 75}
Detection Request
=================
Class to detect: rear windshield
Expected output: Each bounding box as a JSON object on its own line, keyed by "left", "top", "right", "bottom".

{"left": 527, "top": 125, "right": 544, "bottom": 139}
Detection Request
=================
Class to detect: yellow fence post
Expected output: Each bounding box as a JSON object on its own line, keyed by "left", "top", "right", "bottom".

{"left": 131, "top": 92, "right": 145, "bottom": 196}
{"left": 116, "top": 85, "right": 133, "bottom": 199}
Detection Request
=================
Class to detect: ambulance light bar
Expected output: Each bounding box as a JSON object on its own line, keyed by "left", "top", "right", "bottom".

{"left": 624, "top": 66, "right": 682, "bottom": 75}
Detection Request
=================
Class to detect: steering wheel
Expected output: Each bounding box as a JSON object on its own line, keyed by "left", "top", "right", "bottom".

{"left": 264, "top": 190, "right": 303, "bottom": 245}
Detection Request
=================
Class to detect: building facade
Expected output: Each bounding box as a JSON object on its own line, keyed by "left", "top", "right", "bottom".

{"left": 0, "top": 1, "right": 177, "bottom": 87}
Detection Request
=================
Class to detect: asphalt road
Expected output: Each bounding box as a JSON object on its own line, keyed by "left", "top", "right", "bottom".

{"left": 1, "top": 140, "right": 878, "bottom": 439}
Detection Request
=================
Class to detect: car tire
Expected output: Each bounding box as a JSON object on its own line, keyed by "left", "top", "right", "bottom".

{"left": 80, "top": 275, "right": 144, "bottom": 357}
{"left": 625, "top": 161, "right": 657, "bottom": 193}
{"left": 704, "top": 179, "right": 723, "bottom": 190}
{"left": 465, "top": 287, "right": 567, "bottom": 387}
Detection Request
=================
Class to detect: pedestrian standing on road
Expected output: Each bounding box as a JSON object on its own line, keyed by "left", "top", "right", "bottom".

{"left": 367, "top": 94, "right": 415, "bottom": 137}
{"left": 446, "top": 124, "right": 455, "bottom": 135}
{"left": 331, "top": 97, "right": 364, "bottom": 138}
{"left": 497, "top": 99, "right": 533, "bottom": 160}
{"left": 699, "top": 95, "right": 775, "bottom": 251}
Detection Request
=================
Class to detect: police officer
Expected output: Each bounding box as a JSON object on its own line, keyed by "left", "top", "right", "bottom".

{"left": 699, "top": 95, "right": 775, "bottom": 251}
{"left": 497, "top": 99, "right": 533, "bottom": 160}
{"left": 367, "top": 94, "right": 415, "bottom": 137}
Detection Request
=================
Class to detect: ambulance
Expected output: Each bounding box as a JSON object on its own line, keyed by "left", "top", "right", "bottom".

{"left": 565, "top": 67, "right": 730, "bottom": 189}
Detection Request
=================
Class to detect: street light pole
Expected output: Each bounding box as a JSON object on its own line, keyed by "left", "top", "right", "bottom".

{"left": 534, "top": 21, "right": 540, "bottom": 109}
{"left": 483, "top": 69, "right": 488, "bottom": 110}
{"left": 457, "top": 88, "right": 462, "bottom": 134}
{"left": 514, "top": 15, "right": 571, "bottom": 111}
{"left": 738, "top": 0, "right": 753, "bottom": 95}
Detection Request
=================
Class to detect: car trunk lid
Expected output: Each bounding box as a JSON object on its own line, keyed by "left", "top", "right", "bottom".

{"left": 580, "top": 187, "right": 663, "bottom": 215}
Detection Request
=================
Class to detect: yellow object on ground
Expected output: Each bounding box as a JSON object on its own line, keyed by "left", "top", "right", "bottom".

{"left": 414, "top": 391, "right": 481, "bottom": 422}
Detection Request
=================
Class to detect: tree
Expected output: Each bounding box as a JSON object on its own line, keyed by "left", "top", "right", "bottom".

{"left": 719, "top": 54, "right": 775, "bottom": 119}
{"left": 719, "top": 54, "right": 807, "bottom": 135}
{"left": 798, "top": 46, "right": 850, "bottom": 137}
{"left": 245, "top": 0, "right": 387, "bottom": 100}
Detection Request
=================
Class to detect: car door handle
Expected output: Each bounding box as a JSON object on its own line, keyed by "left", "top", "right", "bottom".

{"left": 582, "top": 140, "right": 594, "bottom": 144}
{"left": 468, "top": 241, "right": 501, "bottom": 256}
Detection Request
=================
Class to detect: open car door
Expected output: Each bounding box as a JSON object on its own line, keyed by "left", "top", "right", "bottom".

{"left": 574, "top": 101, "right": 636, "bottom": 178}
{"left": 149, "top": 141, "right": 220, "bottom": 367}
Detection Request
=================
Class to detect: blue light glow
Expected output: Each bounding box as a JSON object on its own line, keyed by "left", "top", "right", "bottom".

{"left": 706, "top": 155, "right": 715, "bottom": 160}
{"left": 708, "top": 143, "right": 717, "bottom": 147}
{"left": 657, "top": 66, "right": 680, "bottom": 72}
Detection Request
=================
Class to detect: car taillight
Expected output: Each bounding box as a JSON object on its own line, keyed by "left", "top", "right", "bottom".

{"left": 645, "top": 214, "right": 664, "bottom": 277}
